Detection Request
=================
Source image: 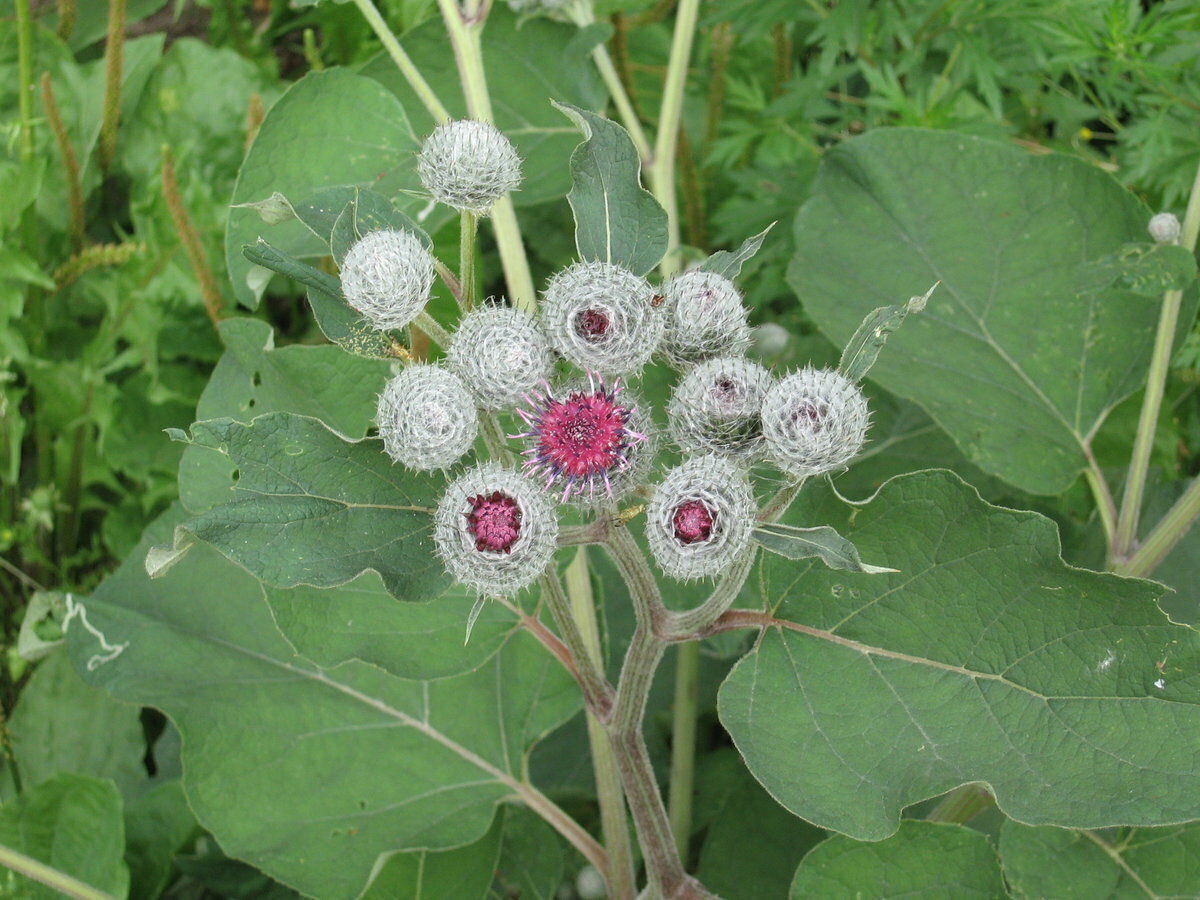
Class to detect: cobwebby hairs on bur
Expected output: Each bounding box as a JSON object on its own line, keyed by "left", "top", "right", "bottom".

{"left": 376, "top": 364, "right": 479, "bottom": 471}
{"left": 760, "top": 366, "right": 870, "bottom": 479}
{"left": 669, "top": 356, "right": 773, "bottom": 462}
{"left": 418, "top": 120, "right": 522, "bottom": 215}
{"left": 447, "top": 303, "right": 555, "bottom": 411}
{"left": 340, "top": 229, "right": 434, "bottom": 331}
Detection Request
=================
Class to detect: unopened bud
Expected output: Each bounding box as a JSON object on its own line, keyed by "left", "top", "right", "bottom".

{"left": 1148, "top": 212, "right": 1181, "bottom": 244}
{"left": 669, "top": 357, "right": 772, "bottom": 461}
{"left": 376, "top": 365, "right": 478, "bottom": 471}
{"left": 448, "top": 304, "right": 554, "bottom": 410}
{"left": 660, "top": 270, "right": 751, "bottom": 367}
{"left": 418, "top": 120, "right": 522, "bottom": 214}
{"left": 341, "top": 229, "right": 434, "bottom": 331}
{"left": 761, "top": 367, "right": 869, "bottom": 478}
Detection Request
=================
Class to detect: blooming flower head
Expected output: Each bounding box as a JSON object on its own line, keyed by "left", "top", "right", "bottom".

{"left": 669, "top": 356, "right": 772, "bottom": 461}
{"left": 645, "top": 454, "right": 757, "bottom": 580}
{"left": 511, "top": 373, "right": 648, "bottom": 502}
{"left": 434, "top": 463, "right": 558, "bottom": 596}
{"left": 418, "top": 120, "right": 522, "bottom": 214}
{"left": 341, "top": 228, "right": 434, "bottom": 331}
{"left": 376, "top": 364, "right": 479, "bottom": 471}
{"left": 541, "top": 261, "right": 665, "bottom": 375}
{"left": 761, "top": 366, "right": 869, "bottom": 478}
{"left": 447, "top": 303, "right": 554, "bottom": 410}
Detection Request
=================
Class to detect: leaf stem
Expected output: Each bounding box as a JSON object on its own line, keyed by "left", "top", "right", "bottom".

{"left": 758, "top": 477, "right": 807, "bottom": 524}
{"left": 352, "top": 0, "right": 451, "bottom": 123}
{"left": 460, "top": 210, "right": 478, "bottom": 310}
{"left": 99, "top": 0, "right": 126, "bottom": 173}
{"left": 539, "top": 569, "right": 614, "bottom": 718}
{"left": 651, "top": 0, "right": 700, "bottom": 277}
{"left": 413, "top": 311, "right": 451, "bottom": 347}
{"left": 667, "top": 641, "right": 698, "bottom": 857}
{"left": 563, "top": 549, "right": 638, "bottom": 900}
{"left": 512, "top": 780, "right": 610, "bottom": 881}
{"left": 926, "top": 784, "right": 994, "bottom": 824}
{"left": 437, "top": 0, "right": 537, "bottom": 311}
{"left": 1115, "top": 475, "right": 1200, "bottom": 577}
{"left": 15, "top": 0, "right": 34, "bottom": 162}
{"left": 0, "top": 843, "right": 118, "bottom": 900}
{"left": 1113, "top": 159, "right": 1200, "bottom": 561}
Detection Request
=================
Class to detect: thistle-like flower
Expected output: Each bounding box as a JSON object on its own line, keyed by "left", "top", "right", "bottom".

{"left": 434, "top": 463, "right": 559, "bottom": 596}
{"left": 376, "top": 365, "right": 479, "bottom": 471}
{"left": 340, "top": 228, "right": 434, "bottom": 331}
{"left": 660, "top": 270, "right": 751, "bottom": 367}
{"left": 645, "top": 454, "right": 756, "bottom": 580}
{"left": 1148, "top": 212, "right": 1181, "bottom": 244}
{"left": 761, "top": 367, "right": 869, "bottom": 478}
{"left": 418, "top": 120, "right": 522, "bottom": 214}
{"left": 541, "top": 261, "right": 664, "bottom": 375}
{"left": 447, "top": 304, "right": 554, "bottom": 410}
{"left": 669, "top": 357, "right": 772, "bottom": 461}
{"left": 511, "top": 373, "right": 648, "bottom": 501}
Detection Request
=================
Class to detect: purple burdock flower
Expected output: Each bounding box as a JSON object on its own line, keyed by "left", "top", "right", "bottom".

{"left": 673, "top": 499, "right": 715, "bottom": 544}
{"left": 512, "top": 373, "right": 647, "bottom": 501}
{"left": 466, "top": 491, "right": 522, "bottom": 553}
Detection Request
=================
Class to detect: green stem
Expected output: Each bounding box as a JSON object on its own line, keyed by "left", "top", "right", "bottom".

{"left": 563, "top": 550, "right": 638, "bottom": 900}
{"left": 651, "top": 0, "right": 700, "bottom": 277}
{"left": 437, "top": 0, "right": 537, "bottom": 311}
{"left": 353, "top": 0, "right": 451, "bottom": 123}
{"left": 1116, "top": 475, "right": 1200, "bottom": 577}
{"left": 667, "top": 641, "right": 698, "bottom": 858}
{"left": 926, "top": 784, "right": 995, "bottom": 824}
{"left": 15, "top": 0, "right": 34, "bottom": 162}
{"left": 757, "top": 477, "right": 807, "bottom": 524}
{"left": 1113, "top": 160, "right": 1200, "bottom": 561}
{"left": 413, "top": 311, "right": 451, "bottom": 347}
{"left": 0, "top": 843, "right": 117, "bottom": 900}
{"left": 540, "top": 568, "right": 614, "bottom": 717}
{"left": 99, "top": 0, "right": 126, "bottom": 173}
{"left": 460, "top": 210, "right": 478, "bottom": 310}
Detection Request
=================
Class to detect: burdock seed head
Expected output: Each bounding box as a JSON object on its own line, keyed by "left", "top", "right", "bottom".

{"left": 376, "top": 365, "right": 479, "bottom": 471}
{"left": 1148, "top": 212, "right": 1181, "bottom": 244}
{"left": 645, "top": 454, "right": 756, "bottom": 581}
{"left": 660, "top": 269, "right": 751, "bottom": 367}
{"left": 434, "top": 463, "right": 559, "bottom": 596}
{"left": 447, "top": 303, "right": 554, "bottom": 410}
{"left": 418, "top": 120, "right": 522, "bottom": 215}
{"left": 511, "top": 372, "right": 649, "bottom": 503}
{"left": 761, "top": 367, "right": 869, "bottom": 479}
{"left": 541, "top": 261, "right": 664, "bottom": 375}
{"left": 669, "top": 356, "right": 772, "bottom": 461}
{"left": 341, "top": 228, "right": 435, "bottom": 331}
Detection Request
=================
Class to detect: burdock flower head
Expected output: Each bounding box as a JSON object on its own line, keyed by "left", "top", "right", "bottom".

{"left": 660, "top": 269, "right": 751, "bottom": 367}
{"left": 341, "top": 228, "right": 435, "bottom": 331}
{"left": 512, "top": 373, "right": 648, "bottom": 502}
{"left": 418, "top": 120, "right": 522, "bottom": 214}
{"left": 669, "top": 356, "right": 772, "bottom": 462}
{"left": 541, "top": 261, "right": 665, "bottom": 375}
{"left": 761, "top": 367, "right": 869, "bottom": 478}
{"left": 376, "top": 364, "right": 479, "bottom": 471}
{"left": 434, "top": 463, "right": 558, "bottom": 596}
{"left": 646, "top": 454, "right": 756, "bottom": 580}
{"left": 447, "top": 304, "right": 554, "bottom": 410}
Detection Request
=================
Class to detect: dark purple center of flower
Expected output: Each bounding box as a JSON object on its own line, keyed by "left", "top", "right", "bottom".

{"left": 465, "top": 491, "right": 522, "bottom": 553}
{"left": 673, "top": 500, "right": 714, "bottom": 545}
{"left": 793, "top": 399, "right": 827, "bottom": 431}
{"left": 575, "top": 308, "right": 611, "bottom": 342}
{"left": 712, "top": 377, "right": 740, "bottom": 404}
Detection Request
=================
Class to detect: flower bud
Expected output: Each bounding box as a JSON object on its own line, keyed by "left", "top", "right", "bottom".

{"left": 669, "top": 357, "right": 772, "bottom": 461}
{"left": 645, "top": 454, "right": 756, "bottom": 580}
{"left": 660, "top": 270, "right": 751, "bottom": 367}
{"left": 376, "top": 365, "right": 479, "bottom": 471}
{"left": 761, "top": 367, "right": 869, "bottom": 478}
{"left": 418, "top": 120, "right": 522, "bottom": 214}
{"left": 511, "top": 373, "right": 650, "bottom": 502}
{"left": 340, "top": 228, "right": 434, "bottom": 331}
{"left": 447, "top": 304, "right": 554, "bottom": 410}
{"left": 1148, "top": 212, "right": 1181, "bottom": 244}
{"left": 541, "top": 261, "right": 665, "bottom": 375}
{"left": 434, "top": 463, "right": 559, "bottom": 596}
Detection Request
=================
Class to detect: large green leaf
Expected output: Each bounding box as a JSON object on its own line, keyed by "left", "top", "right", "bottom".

{"left": 358, "top": 5, "right": 606, "bottom": 209}
{"left": 789, "top": 821, "right": 1006, "bottom": 899}
{"left": 719, "top": 470, "right": 1200, "bottom": 841}
{"left": 0, "top": 773, "right": 129, "bottom": 900}
{"left": 556, "top": 103, "right": 667, "bottom": 276}
{"left": 68, "top": 513, "right": 579, "bottom": 900}
{"left": 123, "top": 781, "right": 197, "bottom": 900}
{"left": 158, "top": 413, "right": 448, "bottom": 602}
{"left": 178, "top": 318, "right": 390, "bottom": 515}
{"left": 225, "top": 68, "right": 423, "bottom": 308}
{"left": 360, "top": 812, "right": 503, "bottom": 899}
{"left": 999, "top": 819, "right": 1200, "bottom": 899}
{"left": 789, "top": 129, "right": 1193, "bottom": 495}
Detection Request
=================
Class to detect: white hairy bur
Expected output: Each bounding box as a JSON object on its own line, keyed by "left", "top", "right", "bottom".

{"left": 541, "top": 261, "right": 664, "bottom": 375}
{"left": 376, "top": 365, "right": 479, "bottom": 471}
{"left": 660, "top": 270, "right": 751, "bottom": 366}
{"left": 645, "top": 454, "right": 757, "bottom": 581}
{"left": 669, "top": 357, "right": 772, "bottom": 461}
{"left": 340, "top": 229, "right": 434, "bottom": 331}
{"left": 447, "top": 304, "right": 554, "bottom": 410}
{"left": 761, "top": 367, "right": 869, "bottom": 478}
{"left": 418, "top": 120, "right": 522, "bottom": 214}
{"left": 434, "top": 463, "right": 559, "bottom": 596}
{"left": 1148, "top": 212, "right": 1181, "bottom": 244}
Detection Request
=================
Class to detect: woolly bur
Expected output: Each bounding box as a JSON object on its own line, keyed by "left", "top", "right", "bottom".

{"left": 447, "top": 304, "right": 554, "bottom": 410}
{"left": 761, "top": 366, "right": 869, "bottom": 478}
{"left": 645, "top": 454, "right": 757, "bottom": 580}
{"left": 340, "top": 228, "right": 434, "bottom": 331}
{"left": 669, "top": 356, "right": 772, "bottom": 461}
{"left": 434, "top": 463, "right": 559, "bottom": 596}
{"left": 660, "top": 269, "right": 751, "bottom": 366}
{"left": 418, "top": 119, "right": 522, "bottom": 214}
{"left": 376, "top": 365, "right": 478, "bottom": 471}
